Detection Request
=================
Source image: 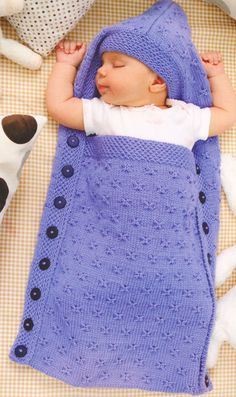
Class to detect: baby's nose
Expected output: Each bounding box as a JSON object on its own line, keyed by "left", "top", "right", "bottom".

{"left": 97, "top": 64, "right": 107, "bottom": 77}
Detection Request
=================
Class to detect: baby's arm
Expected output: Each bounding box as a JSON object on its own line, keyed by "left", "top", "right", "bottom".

{"left": 46, "top": 40, "right": 86, "bottom": 130}
{"left": 200, "top": 52, "right": 236, "bottom": 137}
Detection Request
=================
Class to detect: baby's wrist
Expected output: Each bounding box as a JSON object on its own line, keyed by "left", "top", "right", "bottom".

{"left": 208, "top": 71, "right": 226, "bottom": 79}
{"left": 56, "top": 60, "right": 78, "bottom": 69}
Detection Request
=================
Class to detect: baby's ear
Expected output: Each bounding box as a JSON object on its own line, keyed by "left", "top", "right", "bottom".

{"left": 149, "top": 75, "right": 167, "bottom": 93}
{"left": 154, "top": 76, "right": 165, "bottom": 84}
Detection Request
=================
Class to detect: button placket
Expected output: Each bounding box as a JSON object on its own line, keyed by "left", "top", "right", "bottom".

{"left": 15, "top": 140, "right": 79, "bottom": 361}
{"left": 15, "top": 139, "right": 81, "bottom": 360}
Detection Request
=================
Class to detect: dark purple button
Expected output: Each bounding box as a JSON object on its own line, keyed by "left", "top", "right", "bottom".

{"left": 15, "top": 345, "right": 27, "bottom": 358}
{"left": 30, "top": 287, "right": 41, "bottom": 301}
{"left": 67, "top": 135, "right": 79, "bottom": 148}
{"left": 205, "top": 374, "right": 209, "bottom": 387}
{"left": 39, "top": 257, "right": 51, "bottom": 270}
{"left": 199, "top": 191, "right": 206, "bottom": 204}
{"left": 207, "top": 253, "right": 212, "bottom": 265}
{"left": 54, "top": 196, "right": 66, "bottom": 209}
{"left": 61, "top": 165, "right": 74, "bottom": 178}
{"left": 196, "top": 164, "right": 201, "bottom": 175}
{"left": 24, "top": 318, "right": 34, "bottom": 331}
{"left": 202, "top": 222, "right": 209, "bottom": 235}
{"left": 46, "top": 226, "right": 58, "bottom": 239}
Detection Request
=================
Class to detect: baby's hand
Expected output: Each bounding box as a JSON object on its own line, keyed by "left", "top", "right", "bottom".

{"left": 55, "top": 40, "right": 86, "bottom": 68}
{"left": 200, "top": 52, "right": 225, "bottom": 78}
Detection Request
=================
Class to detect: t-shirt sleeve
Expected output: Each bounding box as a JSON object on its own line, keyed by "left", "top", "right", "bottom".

{"left": 82, "top": 97, "right": 111, "bottom": 136}
{"left": 188, "top": 103, "right": 211, "bottom": 142}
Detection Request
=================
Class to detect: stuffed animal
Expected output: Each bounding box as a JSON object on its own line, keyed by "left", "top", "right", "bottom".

{"left": 204, "top": 0, "right": 236, "bottom": 20}
{"left": 0, "top": 0, "right": 42, "bottom": 70}
{"left": 207, "top": 153, "right": 236, "bottom": 368}
{"left": 0, "top": 114, "right": 47, "bottom": 224}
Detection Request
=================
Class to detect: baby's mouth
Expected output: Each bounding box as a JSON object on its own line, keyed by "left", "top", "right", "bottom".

{"left": 98, "top": 85, "right": 108, "bottom": 92}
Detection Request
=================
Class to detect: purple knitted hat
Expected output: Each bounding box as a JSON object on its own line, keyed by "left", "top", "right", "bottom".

{"left": 75, "top": 0, "right": 212, "bottom": 107}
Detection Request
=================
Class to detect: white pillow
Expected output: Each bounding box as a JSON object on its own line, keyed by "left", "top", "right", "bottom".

{"left": 0, "top": 114, "right": 47, "bottom": 224}
{"left": 204, "top": 0, "right": 236, "bottom": 19}
{"left": 6, "top": 0, "right": 96, "bottom": 56}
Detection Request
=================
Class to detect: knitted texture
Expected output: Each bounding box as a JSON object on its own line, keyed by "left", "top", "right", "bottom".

{"left": 9, "top": 1, "right": 221, "bottom": 395}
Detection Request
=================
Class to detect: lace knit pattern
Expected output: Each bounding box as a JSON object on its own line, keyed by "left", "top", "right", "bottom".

{"left": 9, "top": 1, "right": 221, "bottom": 395}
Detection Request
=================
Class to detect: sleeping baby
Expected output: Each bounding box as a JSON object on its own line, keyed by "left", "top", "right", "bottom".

{"left": 46, "top": 42, "right": 236, "bottom": 149}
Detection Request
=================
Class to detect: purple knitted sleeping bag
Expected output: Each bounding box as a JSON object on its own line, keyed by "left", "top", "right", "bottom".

{"left": 10, "top": 0, "right": 221, "bottom": 394}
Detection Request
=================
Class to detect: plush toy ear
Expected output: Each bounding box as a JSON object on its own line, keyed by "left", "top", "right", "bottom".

{"left": 203, "top": 0, "right": 236, "bottom": 20}
{"left": 0, "top": 0, "right": 24, "bottom": 17}
{"left": 0, "top": 32, "right": 42, "bottom": 69}
{"left": 0, "top": 114, "right": 47, "bottom": 224}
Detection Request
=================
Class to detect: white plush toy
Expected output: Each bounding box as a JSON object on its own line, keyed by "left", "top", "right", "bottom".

{"left": 204, "top": 0, "right": 236, "bottom": 20}
{"left": 207, "top": 153, "right": 236, "bottom": 368}
{"left": 0, "top": 0, "right": 42, "bottom": 70}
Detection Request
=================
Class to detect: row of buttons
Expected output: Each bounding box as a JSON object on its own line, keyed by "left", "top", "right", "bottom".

{"left": 196, "top": 164, "right": 209, "bottom": 235}
{"left": 14, "top": 135, "right": 80, "bottom": 359}
{"left": 196, "top": 163, "right": 211, "bottom": 389}
{"left": 196, "top": 164, "right": 210, "bottom": 233}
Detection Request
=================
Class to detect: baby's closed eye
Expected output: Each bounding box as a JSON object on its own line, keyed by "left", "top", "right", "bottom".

{"left": 113, "top": 62, "right": 125, "bottom": 68}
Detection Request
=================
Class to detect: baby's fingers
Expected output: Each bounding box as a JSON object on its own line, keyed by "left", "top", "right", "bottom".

{"left": 215, "top": 52, "right": 223, "bottom": 63}
{"left": 63, "top": 40, "right": 71, "bottom": 54}
{"left": 200, "top": 52, "right": 213, "bottom": 63}
{"left": 212, "top": 52, "right": 221, "bottom": 64}
{"left": 55, "top": 40, "right": 64, "bottom": 50}
{"left": 69, "top": 41, "right": 77, "bottom": 53}
{"left": 200, "top": 52, "right": 223, "bottom": 64}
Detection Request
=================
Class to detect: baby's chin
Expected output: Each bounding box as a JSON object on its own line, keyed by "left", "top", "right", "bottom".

{"left": 100, "top": 96, "right": 119, "bottom": 106}
{"left": 100, "top": 95, "right": 129, "bottom": 107}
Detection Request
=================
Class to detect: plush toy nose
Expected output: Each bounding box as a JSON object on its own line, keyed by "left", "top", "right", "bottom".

{"left": 2, "top": 114, "right": 39, "bottom": 144}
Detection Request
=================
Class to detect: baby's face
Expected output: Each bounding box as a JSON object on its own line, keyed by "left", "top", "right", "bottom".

{"left": 95, "top": 52, "right": 157, "bottom": 106}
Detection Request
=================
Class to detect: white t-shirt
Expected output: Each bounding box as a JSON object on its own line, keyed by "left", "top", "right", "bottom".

{"left": 82, "top": 97, "right": 211, "bottom": 150}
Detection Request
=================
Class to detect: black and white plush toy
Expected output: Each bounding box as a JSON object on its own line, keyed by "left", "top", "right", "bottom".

{"left": 0, "top": 114, "right": 47, "bottom": 223}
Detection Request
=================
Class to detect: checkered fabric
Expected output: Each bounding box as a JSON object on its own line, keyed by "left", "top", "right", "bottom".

{"left": 0, "top": 0, "right": 236, "bottom": 396}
